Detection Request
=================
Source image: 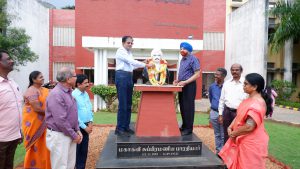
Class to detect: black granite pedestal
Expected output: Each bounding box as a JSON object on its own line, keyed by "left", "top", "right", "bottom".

{"left": 96, "top": 131, "right": 225, "bottom": 169}
{"left": 117, "top": 131, "right": 202, "bottom": 158}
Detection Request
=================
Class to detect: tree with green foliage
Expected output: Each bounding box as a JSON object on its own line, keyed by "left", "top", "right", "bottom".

{"left": 90, "top": 85, "right": 141, "bottom": 113}
{"left": 62, "top": 5, "right": 75, "bottom": 10}
{"left": 271, "top": 79, "right": 296, "bottom": 101}
{"left": 268, "top": 0, "right": 300, "bottom": 53}
{"left": 0, "top": 0, "right": 37, "bottom": 66}
{"left": 91, "top": 85, "right": 118, "bottom": 112}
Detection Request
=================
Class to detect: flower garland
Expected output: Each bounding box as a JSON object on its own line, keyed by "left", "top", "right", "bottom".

{"left": 147, "top": 58, "right": 168, "bottom": 85}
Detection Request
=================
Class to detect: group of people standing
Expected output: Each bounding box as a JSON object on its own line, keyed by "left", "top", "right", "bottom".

{"left": 45, "top": 68, "right": 93, "bottom": 169}
{"left": 0, "top": 35, "right": 276, "bottom": 169}
{"left": 114, "top": 36, "right": 200, "bottom": 137}
{"left": 0, "top": 49, "right": 93, "bottom": 169}
{"left": 0, "top": 35, "right": 201, "bottom": 169}
{"left": 209, "top": 64, "right": 276, "bottom": 168}
{"left": 115, "top": 35, "right": 275, "bottom": 168}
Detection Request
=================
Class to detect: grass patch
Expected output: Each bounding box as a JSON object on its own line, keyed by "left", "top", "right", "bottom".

{"left": 265, "top": 121, "right": 300, "bottom": 168}
{"left": 14, "top": 143, "right": 25, "bottom": 166}
{"left": 93, "top": 111, "right": 210, "bottom": 125}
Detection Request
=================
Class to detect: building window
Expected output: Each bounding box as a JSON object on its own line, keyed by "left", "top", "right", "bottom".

{"left": 202, "top": 72, "right": 215, "bottom": 98}
{"left": 203, "top": 32, "right": 224, "bottom": 51}
{"left": 267, "top": 72, "right": 274, "bottom": 86}
{"left": 292, "top": 63, "right": 300, "bottom": 86}
{"left": 53, "top": 27, "right": 75, "bottom": 47}
{"left": 269, "top": 18, "right": 275, "bottom": 24}
{"left": 268, "top": 28, "right": 275, "bottom": 39}
{"left": 269, "top": 3, "right": 275, "bottom": 10}
{"left": 267, "top": 62, "right": 275, "bottom": 69}
{"left": 83, "top": 69, "right": 94, "bottom": 83}
{"left": 292, "top": 63, "right": 300, "bottom": 71}
{"left": 53, "top": 62, "right": 75, "bottom": 80}
{"left": 108, "top": 70, "right": 115, "bottom": 84}
{"left": 292, "top": 73, "right": 297, "bottom": 86}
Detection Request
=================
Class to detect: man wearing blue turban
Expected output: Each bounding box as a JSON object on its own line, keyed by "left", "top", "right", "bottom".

{"left": 173, "top": 42, "right": 200, "bottom": 136}
{"left": 180, "top": 42, "right": 193, "bottom": 53}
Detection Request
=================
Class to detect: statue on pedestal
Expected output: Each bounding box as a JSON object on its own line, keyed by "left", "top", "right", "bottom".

{"left": 145, "top": 48, "right": 168, "bottom": 85}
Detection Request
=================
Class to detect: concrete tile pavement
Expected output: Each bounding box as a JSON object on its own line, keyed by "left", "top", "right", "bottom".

{"left": 195, "top": 99, "right": 211, "bottom": 113}
{"left": 270, "top": 107, "right": 300, "bottom": 125}
{"left": 195, "top": 99, "right": 300, "bottom": 125}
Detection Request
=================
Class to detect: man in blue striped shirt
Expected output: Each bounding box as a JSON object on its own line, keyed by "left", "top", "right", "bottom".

{"left": 72, "top": 74, "right": 93, "bottom": 169}
{"left": 209, "top": 68, "right": 227, "bottom": 156}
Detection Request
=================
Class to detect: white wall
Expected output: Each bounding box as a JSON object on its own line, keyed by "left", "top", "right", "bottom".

{"left": 226, "top": 0, "right": 269, "bottom": 79}
{"left": 6, "top": 0, "right": 49, "bottom": 92}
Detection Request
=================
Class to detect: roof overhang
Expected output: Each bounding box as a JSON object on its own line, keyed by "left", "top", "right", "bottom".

{"left": 82, "top": 36, "right": 203, "bottom": 52}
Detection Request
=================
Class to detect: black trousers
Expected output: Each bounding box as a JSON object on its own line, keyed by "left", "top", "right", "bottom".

{"left": 223, "top": 106, "right": 237, "bottom": 143}
{"left": 179, "top": 81, "right": 196, "bottom": 132}
{"left": 0, "top": 139, "right": 19, "bottom": 169}
{"left": 76, "top": 128, "right": 89, "bottom": 169}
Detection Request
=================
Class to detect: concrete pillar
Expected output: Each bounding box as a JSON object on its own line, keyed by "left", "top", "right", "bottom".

{"left": 283, "top": 0, "right": 294, "bottom": 82}
{"left": 284, "top": 39, "right": 293, "bottom": 81}
{"left": 93, "top": 49, "right": 108, "bottom": 111}
{"left": 225, "top": 0, "right": 269, "bottom": 80}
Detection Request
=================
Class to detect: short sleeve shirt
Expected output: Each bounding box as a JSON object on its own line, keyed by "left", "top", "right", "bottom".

{"left": 178, "top": 54, "right": 200, "bottom": 81}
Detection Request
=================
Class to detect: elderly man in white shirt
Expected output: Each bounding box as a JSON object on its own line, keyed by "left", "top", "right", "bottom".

{"left": 218, "top": 63, "right": 248, "bottom": 143}
{"left": 115, "top": 36, "right": 153, "bottom": 137}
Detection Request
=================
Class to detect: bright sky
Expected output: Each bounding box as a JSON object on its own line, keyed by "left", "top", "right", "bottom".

{"left": 42, "top": 0, "right": 75, "bottom": 8}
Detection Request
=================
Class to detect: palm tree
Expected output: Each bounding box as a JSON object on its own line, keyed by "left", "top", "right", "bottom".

{"left": 269, "top": 0, "right": 300, "bottom": 53}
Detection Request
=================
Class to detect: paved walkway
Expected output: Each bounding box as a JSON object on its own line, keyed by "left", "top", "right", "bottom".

{"left": 270, "top": 106, "right": 300, "bottom": 125}
{"left": 195, "top": 99, "right": 300, "bottom": 125}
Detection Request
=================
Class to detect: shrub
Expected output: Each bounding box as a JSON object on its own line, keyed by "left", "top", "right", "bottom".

{"left": 271, "top": 80, "right": 296, "bottom": 101}
{"left": 90, "top": 85, "right": 141, "bottom": 113}
{"left": 132, "top": 91, "right": 141, "bottom": 113}
{"left": 276, "top": 100, "right": 300, "bottom": 108}
{"left": 90, "top": 85, "right": 117, "bottom": 112}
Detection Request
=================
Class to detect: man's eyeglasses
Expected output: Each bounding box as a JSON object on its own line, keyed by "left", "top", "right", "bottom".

{"left": 126, "top": 42, "right": 134, "bottom": 45}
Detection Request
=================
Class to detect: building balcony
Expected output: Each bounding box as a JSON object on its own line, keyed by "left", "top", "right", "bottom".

{"left": 230, "top": 0, "right": 246, "bottom": 8}
{"left": 267, "top": 68, "right": 285, "bottom": 73}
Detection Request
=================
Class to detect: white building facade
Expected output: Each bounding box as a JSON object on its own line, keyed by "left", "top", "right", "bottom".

{"left": 82, "top": 37, "right": 203, "bottom": 111}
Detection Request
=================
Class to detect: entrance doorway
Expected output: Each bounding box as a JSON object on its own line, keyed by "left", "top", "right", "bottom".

{"left": 202, "top": 72, "right": 215, "bottom": 98}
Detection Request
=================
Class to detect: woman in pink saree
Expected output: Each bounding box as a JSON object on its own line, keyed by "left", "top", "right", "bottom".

{"left": 219, "top": 73, "right": 272, "bottom": 169}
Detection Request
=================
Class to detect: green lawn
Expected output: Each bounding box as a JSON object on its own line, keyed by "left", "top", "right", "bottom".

{"left": 265, "top": 121, "right": 300, "bottom": 168}
{"left": 14, "top": 112, "right": 299, "bottom": 169}
{"left": 93, "top": 111, "right": 210, "bottom": 125}
{"left": 14, "top": 143, "right": 25, "bottom": 166}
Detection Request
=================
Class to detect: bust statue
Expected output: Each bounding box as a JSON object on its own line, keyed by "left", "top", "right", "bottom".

{"left": 146, "top": 48, "right": 168, "bottom": 85}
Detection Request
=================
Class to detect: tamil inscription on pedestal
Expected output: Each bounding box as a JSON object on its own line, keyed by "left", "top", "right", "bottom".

{"left": 116, "top": 133, "right": 202, "bottom": 158}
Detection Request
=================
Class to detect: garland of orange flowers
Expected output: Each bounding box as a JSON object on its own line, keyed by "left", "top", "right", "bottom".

{"left": 147, "top": 58, "right": 168, "bottom": 85}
